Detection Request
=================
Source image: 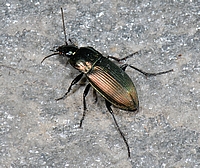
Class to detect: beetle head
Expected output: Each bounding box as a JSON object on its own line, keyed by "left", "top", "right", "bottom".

{"left": 56, "top": 45, "right": 78, "bottom": 57}
{"left": 41, "top": 44, "right": 78, "bottom": 63}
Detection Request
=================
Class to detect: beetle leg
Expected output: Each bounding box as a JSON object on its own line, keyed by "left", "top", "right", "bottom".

{"left": 108, "top": 51, "right": 139, "bottom": 62}
{"left": 128, "top": 65, "right": 173, "bottom": 77}
{"left": 120, "top": 64, "right": 129, "bottom": 71}
{"left": 105, "top": 100, "right": 131, "bottom": 158}
{"left": 93, "top": 89, "right": 98, "bottom": 103}
{"left": 120, "top": 64, "right": 173, "bottom": 77}
{"left": 109, "top": 54, "right": 173, "bottom": 77}
{"left": 56, "top": 72, "right": 84, "bottom": 101}
{"left": 80, "top": 84, "right": 91, "bottom": 128}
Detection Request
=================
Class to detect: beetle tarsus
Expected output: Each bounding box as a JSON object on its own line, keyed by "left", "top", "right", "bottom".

{"left": 105, "top": 100, "right": 131, "bottom": 158}
{"left": 144, "top": 69, "right": 173, "bottom": 77}
{"left": 55, "top": 96, "right": 66, "bottom": 101}
{"left": 56, "top": 73, "right": 84, "bottom": 101}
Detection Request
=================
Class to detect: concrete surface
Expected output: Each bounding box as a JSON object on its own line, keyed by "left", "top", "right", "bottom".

{"left": 1, "top": 0, "right": 199, "bottom": 167}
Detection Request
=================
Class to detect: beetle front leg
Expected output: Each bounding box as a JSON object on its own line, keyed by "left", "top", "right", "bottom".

{"left": 56, "top": 72, "right": 84, "bottom": 101}
{"left": 105, "top": 100, "right": 131, "bottom": 158}
{"left": 79, "top": 84, "right": 91, "bottom": 128}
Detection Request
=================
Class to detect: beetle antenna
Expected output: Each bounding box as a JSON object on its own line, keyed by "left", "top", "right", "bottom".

{"left": 61, "top": 7, "right": 68, "bottom": 46}
{"left": 41, "top": 53, "right": 59, "bottom": 63}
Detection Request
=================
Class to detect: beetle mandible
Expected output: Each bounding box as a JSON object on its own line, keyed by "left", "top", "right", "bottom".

{"left": 41, "top": 8, "right": 173, "bottom": 158}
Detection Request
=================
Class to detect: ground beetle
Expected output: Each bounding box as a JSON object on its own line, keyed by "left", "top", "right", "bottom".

{"left": 41, "top": 8, "right": 173, "bottom": 158}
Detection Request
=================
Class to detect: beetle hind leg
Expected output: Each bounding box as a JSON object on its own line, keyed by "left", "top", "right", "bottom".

{"left": 79, "top": 84, "right": 91, "bottom": 128}
{"left": 55, "top": 73, "right": 84, "bottom": 101}
{"left": 105, "top": 100, "right": 131, "bottom": 158}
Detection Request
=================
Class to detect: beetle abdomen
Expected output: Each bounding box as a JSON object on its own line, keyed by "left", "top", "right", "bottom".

{"left": 87, "top": 57, "right": 139, "bottom": 111}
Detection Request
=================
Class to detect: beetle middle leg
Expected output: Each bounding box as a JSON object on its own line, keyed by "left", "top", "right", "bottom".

{"left": 105, "top": 100, "right": 131, "bottom": 158}
{"left": 108, "top": 51, "right": 139, "bottom": 62}
{"left": 122, "top": 64, "right": 173, "bottom": 77}
{"left": 79, "top": 84, "right": 91, "bottom": 128}
{"left": 56, "top": 72, "right": 84, "bottom": 101}
{"left": 109, "top": 54, "right": 173, "bottom": 77}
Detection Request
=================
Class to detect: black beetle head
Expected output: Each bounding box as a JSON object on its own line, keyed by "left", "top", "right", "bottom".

{"left": 41, "top": 44, "right": 78, "bottom": 63}
{"left": 56, "top": 45, "right": 78, "bottom": 57}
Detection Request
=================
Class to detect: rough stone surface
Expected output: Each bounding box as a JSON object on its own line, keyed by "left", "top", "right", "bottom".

{"left": 1, "top": 0, "right": 199, "bottom": 167}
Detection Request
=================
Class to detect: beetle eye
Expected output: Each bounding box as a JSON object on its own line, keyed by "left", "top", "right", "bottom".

{"left": 66, "top": 51, "right": 76, "bottom": 56}
{"left": 67, "top": 51, "right": 73, "bottom": 55}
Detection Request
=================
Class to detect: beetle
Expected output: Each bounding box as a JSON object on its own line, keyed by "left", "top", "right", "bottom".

{"left": 41, "top": 8, "right": 173, "bottom": 158}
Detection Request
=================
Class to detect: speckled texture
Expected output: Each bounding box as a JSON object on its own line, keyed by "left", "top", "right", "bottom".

{"left": 1, "top": 0, "right": 199, "bottom": 167}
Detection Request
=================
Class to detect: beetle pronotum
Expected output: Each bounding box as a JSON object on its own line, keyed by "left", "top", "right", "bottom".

{"left": 42, "top": 8, "right": 173, "bottom": 158}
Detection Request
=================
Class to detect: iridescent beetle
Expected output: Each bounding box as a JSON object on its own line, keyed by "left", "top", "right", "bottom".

{"left": 42, "top": 8, "right": 173, "bottom": 158}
